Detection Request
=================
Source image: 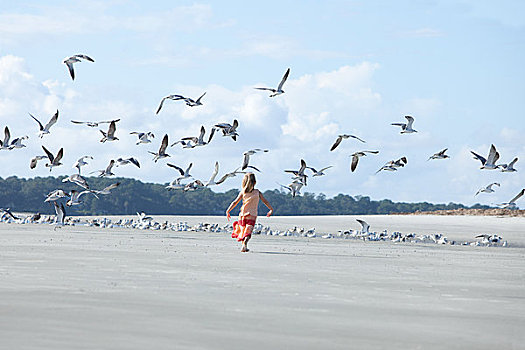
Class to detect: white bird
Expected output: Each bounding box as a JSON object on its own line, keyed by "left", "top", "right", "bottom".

{"left": 279, "top": 180, "right": 303, "bottom": 197}
{"left": 115, "top": 157, "right": 140, "bottom": 168}
{"left": 53, "top": 202, "right": 66, "bottom": 227}
{"left": 93, "top": 182, "right": 120, "bottom": 196}
{"left": 391, "top": 115, "right": 417, "bottom": 133}
{"left": 254, "top": 68, "right": 290, "bottom": 97}
{"left": 92, "top": 159, "right": 115, "bottom": 177}
{"left": 306, "top": 165, "right": 333, "bottom": 177}
{"left": 45, "top": 189, "right": 69, "bottom": 202}
{"left": 8, "top": 135, "right": 29, "bottom": 150}
{"left": 137, "top": 212, "right": 153, "bottom": 223}
{"left": 66, "top": 189, "right": 97, "bottom": 206}
{"left": 428, "top": 148, "right": 450, "bottom": 160}
{"left": 330, "top": 134, "right": 366, "bottom": 151}
{"left": 475, "top": 182, "right": 500, "bottom": 196}
{"left": 242, "top": 148, "right": 269, "bottom": 170}
{"left": 471, "top": 144, "right": 500, "bottom": 170}
{"left": 130, "top": 131, "right": 154, "bottom": 145}
{"left": 498, "top": 157, "right": 518, "bottom": 172}
{"left": 71, "top": 118, "right": 120, "bottom": 128}
{"left": 166, "top": 178, "right": 185, "bottom": 191}
{"left": 215, "top": 166, "right": 258, "bottom": 185}
{"left": 285, "top": 159, "right": 308, "bottom": 184}
{"left": 180, "top": 126, "right": 215, "bottom": 147}
{"left": 0, "top": 126, "right": 10, "bottom": 150}
{"left": 30, "top": 155, "right": 47, "bottom": 169}
{"left": 99, "top": 120, "right": 119, "bottom": 143}
{"left": 62, "top": 173, "right": 90, "bottom": 190}
{"left": 63, "top": 54, "right": 94, "bottom": 80}
{"left": 156, "top": 92, "right": 206, "bottom": 113}
{"left": 375, "top": 157, "right": 407, "bottom": 174}
{"left": 156, "top": 94, "right": 184, "bottom": 114}
{"left": 42, "top": 145, "right": 64, "bottom": 172}
{"left": 167, "top": 163, "right": 193, "bottom": 181}
{"left": 356, "top": 219, "right": 370, "bottom": 234}
{"left": 29, "top": 110, "right": 59, "bottom": 138}
{"left": 149, "top": 134, "right": 170, "bottom": 162}
{"left": 215, "top": 119, "right": 239, "bottom": 141}
{"left": 73, "top": 155, "right": 93, "bottom": 174}
{"left": 183, "top": 180, "right": 205, "bottom": 192}
{"left": 350, "top": 150, "right": 379, "bottom": 172}
{"left": 496, "top": 188, "right": 525, "bottom": 209}
{"left": 205, "top": 161, "right": 220, "bottom": 186}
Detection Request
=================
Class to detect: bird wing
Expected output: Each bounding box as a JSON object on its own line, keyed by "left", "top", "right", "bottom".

{"left": 74, "top": 54, "right": 95, "bottom": 62}
{"left": 65, "top": 61, "right": 75, "bottom": 80}
{"left": 277, "top": 68, "right": 290, "bottom": 90}
{"left": 471, "top": 151, "right": 486, "bottom": 165}
{"left": 509, "top": 189, "right": 525, "bottom": 204}
{"left": 106, "top": 159, "right": 115, "bottom": 172}
{"left": 29, "top": 113, "right": 44, "bottom": 131}
{"left": 129, "top": 158, "right": 140, "bottom": 168}
{"left": 195, "top": 92, "right": 206, "bottom": 103}
{"left": 486, "top": 144, "right": 499, "bottom": 165}
{"left": 208, "top": 161, "right": 219, "bottom": 184}
{"left": 71, "top": 120, "right": 87, "bottom": 125}
{"left": 509, "top": 157, "right": 518, "bottom": 167}
{"left": 319, "top": 165, "right": 333, "bottom": 172}
{"left": 356, "top": 219, "right": 369, "bottom": 232}
{"left": 41, "top": 145, "right": 54, "bottom": 162}
{"left": 185, "top": 163, "right": 193, "bottom": 175}
{"left": 351, "top": 155, "right": 359, "bottom": 172}
{"left": 299, "top": 159, "right": 307, "bottom": 173}
{"left": 207, "top": 127, "right": 216, "bottom": 144}
{"left": 241, "top": 153, "right": 250, "bottom": 170}
{"left": 107, "top": 121, "right": 116, "bottom": 137}
{"left": 330, "top": 136, "right": 342, "bottom": 151}
{"left": 54, "top": 148, "right": 64, "bottom": 164}
{"left": 159, "top": 134, "right": 168, "bottom": 153}
{"left": 167, "top": 163, "right": 185, "bottom": 176}
{"left": 44, "top": 110, "right": 59, "bottom": 131}
{"left": 156, "top": 97, "right": 167, "bottom": 114}
{"left": 405, "top": 116, "right": 415, "bottom": 128}
{"left": 254, "top": 87, "right": 275, "bottom": 92}
{"left": 350, "top": 135, "right": 366, "bottom": 143}
{"left": 3, "top": 126, "right": 10, "bottom": 145}
{"left": 439, "top": 148, "right": 448, "bottom": 155}
{"left": 232, "top": 119, "right": 239, "bottom": 130}
{"left": 102, "top": 182, "right": 120, "bottom": 193}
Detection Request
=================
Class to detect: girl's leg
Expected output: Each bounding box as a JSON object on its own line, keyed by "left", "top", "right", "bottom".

{"left": 241, "top": 225, "right": 253, "bottom": 252}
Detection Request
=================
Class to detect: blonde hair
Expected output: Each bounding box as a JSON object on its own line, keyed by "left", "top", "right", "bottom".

{"left": 242, "top": 172, "right": 256, "bottom": 193}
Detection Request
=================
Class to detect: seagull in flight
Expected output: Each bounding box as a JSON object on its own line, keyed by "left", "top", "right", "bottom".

{"left": 428, "top": 148, "right": 450, "bottom": 160}
{"left": 116, "top": 157, "right": 140, "bottom": 168}
{"left": 167, "top": 163, "right": 193, "bottom": 181}
{"left": 71, "top": 119, "right": 120, "bottom": 128}
{"left": 350, "top": 150, "right": 379, "bottom": 172}
{"left": 330, "top": 134, "right": 366, "bottom": 151}
{"left": 279, "top": 180, "right": 303, "bottom": 197}
{"left": 391, "top": 115, "right": 417, "bottom": 133}
{"left": 242, "top": 148, "right": 269, "bottom": 170}
{"left": 475, "top": 183, "right": 500, "bottom": 196}
{"left": 62, "top": 173, "right": 90, "bottom": 190}
{"left": 29, "top": 110, "right": 59, "bottom": 138}
{"left": 375, "top": 157, "right": 407, "bottom": 174}
{"left": 156, "top": 93, "right": 206, "bottom": 113}
{"left": 285, "top": 159, "right": 308, "bottom": 185}
{"left": 30, "top": 155, "right": 47, "bottom": 169}
{"left": 91, "top": 159, "right": 115, "bottom": 177}
{"left": 496, "top": 188, "right": 525, "bottom": 209}
{"left": 0, "top": 126, "right": 10, "bottom": 150}
{"left": 471, "top": 144, "right": 500, "bottom": 170}
{"left": 498, "top": 157, "right": 518, "bottom": 173}
{"left": 66, "top": 189, "right": 97, "bottom": 206}
{"left": 63, "top": 54, "right": 94, "bottom": 80}
{"left": 73, "top": 155, "right": 93, "bottom": 174}
{"left": 8, "top": 135, "right": 29, "bottom": 150}
{"left": 255, "top": 68, "right": 290, "bottom": 97}
{"left": 93, "top": 182, "right": 120, "bottom": 196}
{"left": 215, "top": 119, "right": 239, "bottom": 141}
{"left": 180, "top": 126, "right": 215, "bottom": 147}
{"left": 42, "top": 145, "right": 64, "bottom": 172}
{"left": 130, "top": 131, "right": 154, "bottom": 145}
{"left": 100, "top": 120, "right": 119, "bottom": 143}
{"left": 149, "top": 134, "right": 170, "bottom": 162}
{"left": 306, "top": 165, "right": 333, "bottom": 177}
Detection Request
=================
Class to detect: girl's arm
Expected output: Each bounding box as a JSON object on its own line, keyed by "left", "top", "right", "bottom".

{"left": 259, "top": 192, "right": 274, "bottom": 217}
{"left": 226, "top": 193, "right": 243, "bottom": 220}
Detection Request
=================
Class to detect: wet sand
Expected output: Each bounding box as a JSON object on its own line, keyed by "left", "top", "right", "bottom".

{"left": 1, "top": 216, "right": 524, "bottom": 349}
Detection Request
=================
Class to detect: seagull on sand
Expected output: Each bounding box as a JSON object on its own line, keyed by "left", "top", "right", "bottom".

{"left": 93, "top": 182, "right": 120, "bottom": 196}
{"left": 62, "top": 173, "right": 90, "bottom": 190}
{"left": 391, "top": 115, "right": 417, "bottom": 134}
{"left": 475, "top": 183, "right": 500, "bottom": 196}
{"left": 73, "top": 155, "right": 93, "bottom": 174}
{"left": 0, "top": 126, "right": 10, "bottom": 150}
{"left": 53, "top": 202, "right": 66, "bottom": 228}
{"left": 115, "top": 157, "right": 140, "bottom": 168}
{"left": 29, "top": 110, "right": 59, "bottom": 138}
{"left": 254, "top": 68, "right": 290, "bottom": 97}
{"left": 92, "top": 159, "right": 115, "bottom": 177}
{"left": 63, "top": 54, "right": 94, "bottom": 80}
{"left": 42, "top": 145, "right": 64, "bottom": 172}
{"left": 71, "top": 118, "right": 120, "bottom": 128}
{"left": 428, "top": 148, "right": 450, "bottom": 160}
{"left": 30, "top": 155, "right": 47, "bottom": 169}
{"left": 180, "top": 126, "right": 215, "bottom": 147}
{"left": 130, "top": 131, "right": 155, "bottom": 145}
{"left": 471, "top": 144, "right": 500, "bottom": 170}
{"left": 350, "top": 150, "right": 379, "bottom": 172}
{"left": 215, "top": 119, "right": 239, "bottom": 141}
{"left": 375, "top": 157, "right": 407, "bottom": 174}
{"left": 306, "top": 165, "right": 333, "bottom": 177}
{"left": 100, "top": 120, "right": 119, "bottom": 143}
{"left": 149, "top": 134, "right": 170, "bottom": 162}
{"left": 167, "top": 163, "right": 193, "bottom": 181}
{"left": 242, "top": 148, "right": 269, "bottom": 170}
{"left": 330, "top": 134, "right": 366, "bottom": 151}
{"left": 496, "top": 188, "right": 525, "bottom": 209}
{"left": 498, "top": 157, "right": 518, "bottom": 172}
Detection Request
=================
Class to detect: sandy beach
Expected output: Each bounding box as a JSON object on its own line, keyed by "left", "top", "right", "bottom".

{"left": 1, "top": 215, "right": 524, "bottom": 349}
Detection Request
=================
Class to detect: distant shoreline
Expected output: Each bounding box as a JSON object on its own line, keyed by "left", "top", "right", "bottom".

{"left": 396, "top": 208, "right": 525, "bottom": 217}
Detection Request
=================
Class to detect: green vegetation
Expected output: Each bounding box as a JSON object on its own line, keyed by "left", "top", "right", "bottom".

{"left": 0, "top": 176, "right": 490, "bottom": 216}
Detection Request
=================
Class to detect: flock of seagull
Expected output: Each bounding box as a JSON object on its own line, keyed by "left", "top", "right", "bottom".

{"left": 0, "top": 53, "right": 523, "bottom": 226}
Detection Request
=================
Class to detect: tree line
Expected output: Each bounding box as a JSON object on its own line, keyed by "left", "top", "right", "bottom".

{"left": 0, "top": 176, "right": 490, "bottom": 216}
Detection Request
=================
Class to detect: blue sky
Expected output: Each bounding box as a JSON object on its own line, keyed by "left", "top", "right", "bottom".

{"left": 0, "top": 0, "right": 524, "bottom": 207}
